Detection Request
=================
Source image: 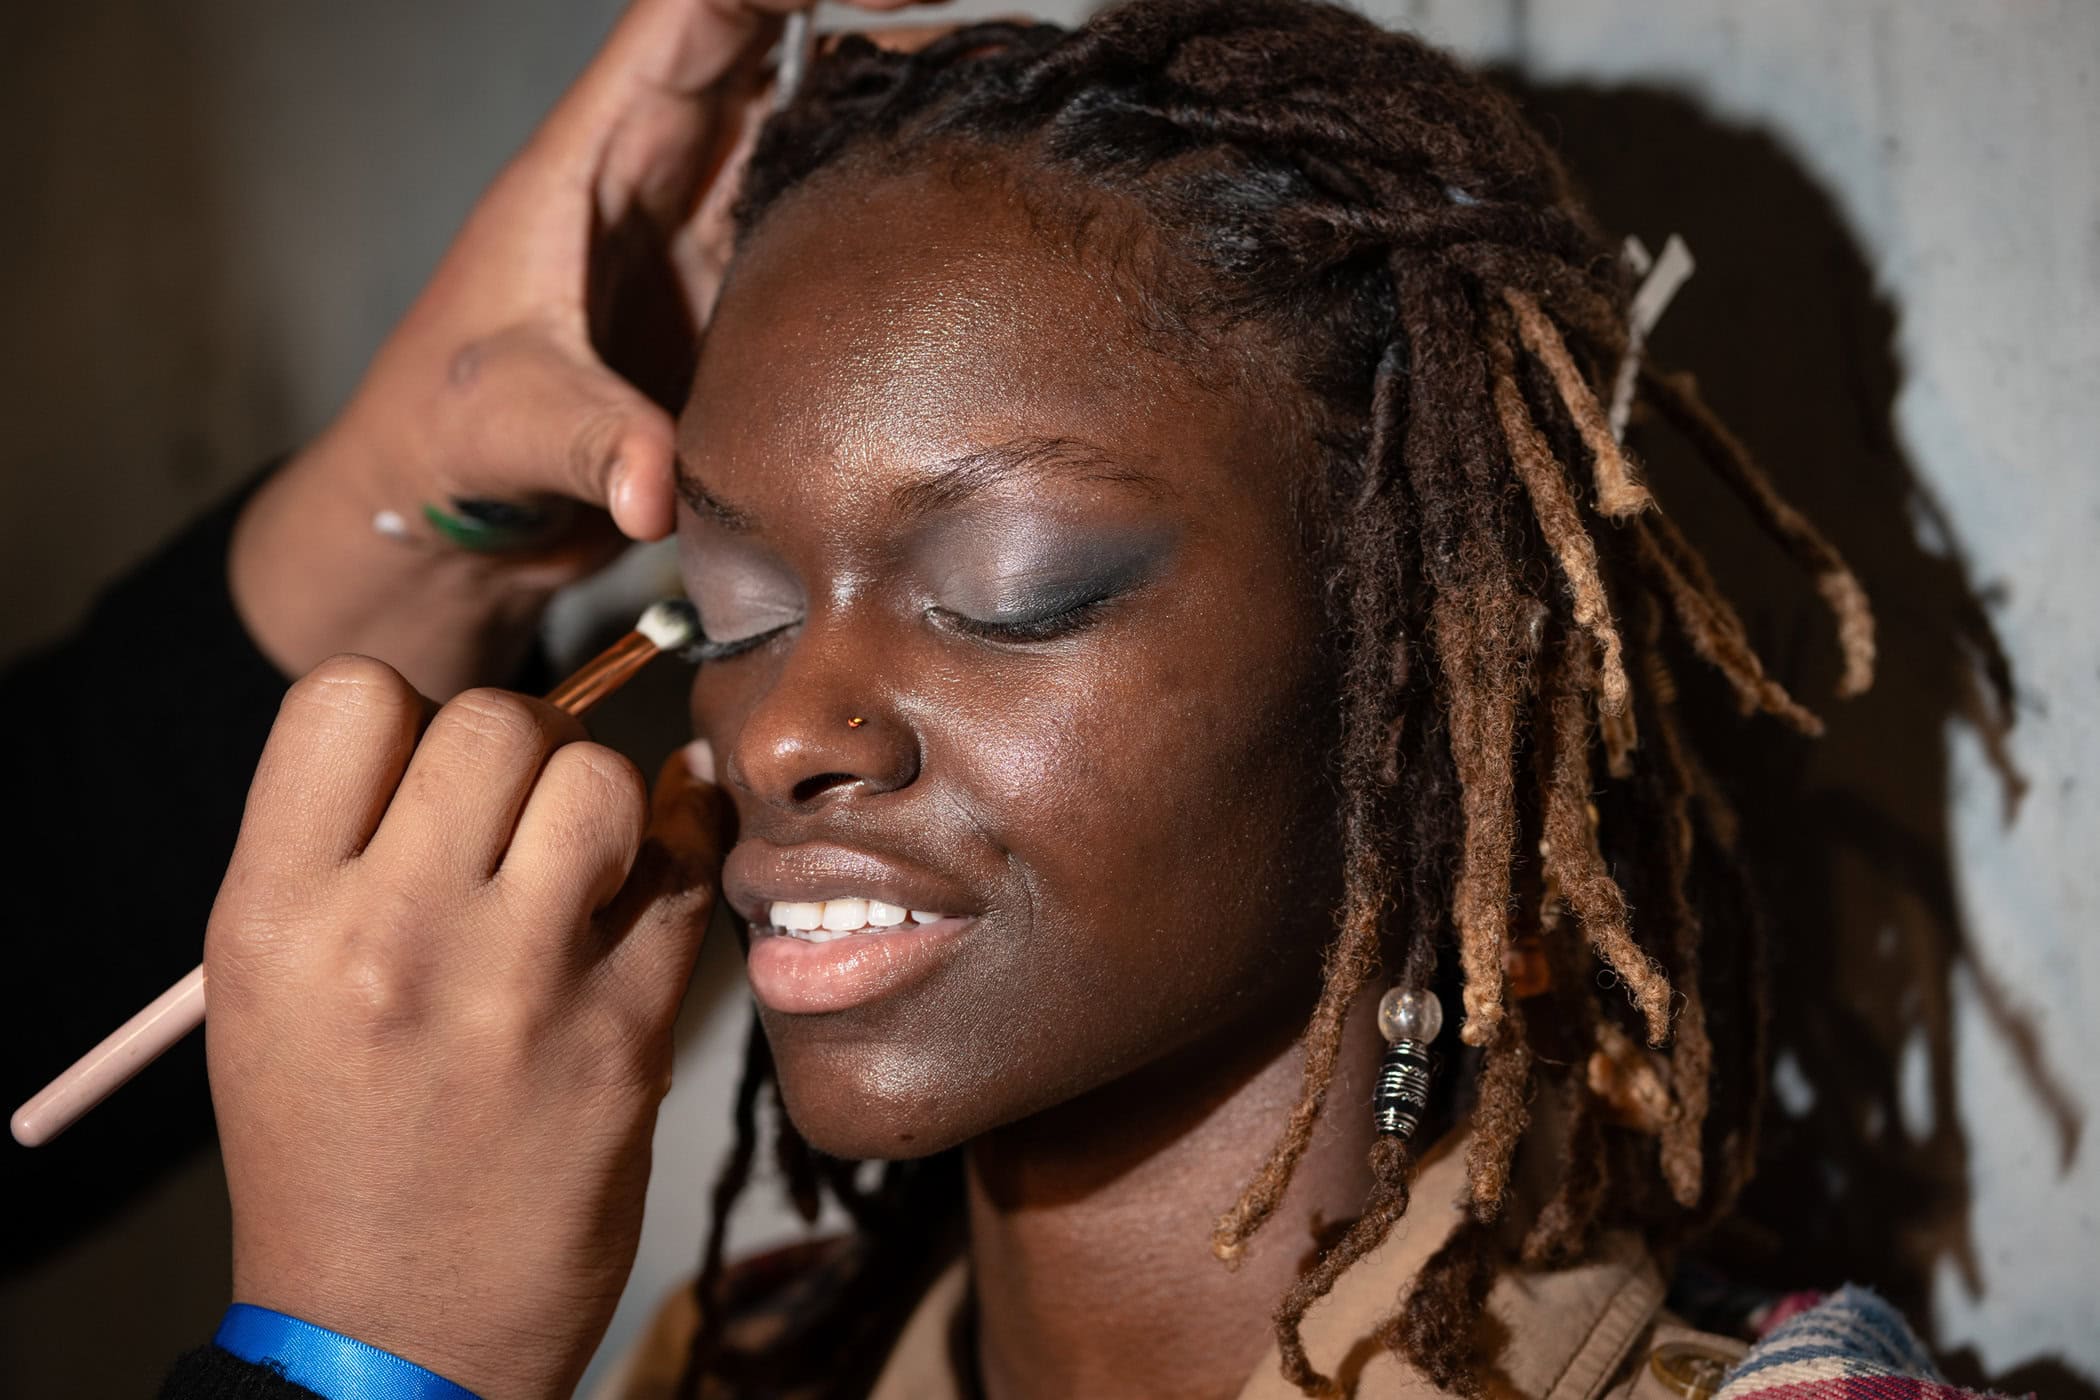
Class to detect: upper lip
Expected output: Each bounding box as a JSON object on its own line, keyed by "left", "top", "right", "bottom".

{"left": 722, "top": 840, "right": 983, "bottom": 928}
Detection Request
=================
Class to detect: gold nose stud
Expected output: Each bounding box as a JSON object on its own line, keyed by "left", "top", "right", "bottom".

{"left": 846, "top": 716, "right": 866, "bottom": 729}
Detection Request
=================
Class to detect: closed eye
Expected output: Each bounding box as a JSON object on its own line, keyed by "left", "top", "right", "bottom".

{"left": 928, "top": 595, "right": 1113, "bottom": 645}
{"left": 693, "top": 621, "right": 798, "bottom": 662}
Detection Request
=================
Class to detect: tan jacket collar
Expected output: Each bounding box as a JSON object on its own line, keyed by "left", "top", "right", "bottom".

{"left": 869, "top": 1134, "right": 1666, "bottom": 1400}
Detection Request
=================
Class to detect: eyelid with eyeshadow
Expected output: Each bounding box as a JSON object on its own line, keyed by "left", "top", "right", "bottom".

{"left": 693, "top": 594, "right": 803, "bottom": 644}
{"left": 928, "top": 593, "right": 1114, "bottom": 645}
{"left": 925, "top": 527, "right": 1171, "bottom": 631}
{"left": 681, "top": 544, "right": 805, "bottom": 652}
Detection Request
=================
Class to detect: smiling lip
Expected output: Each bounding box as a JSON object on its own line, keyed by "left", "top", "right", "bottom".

{"left": 723, "top": 841, "right": 981, "bottom": 1015}
{"left": 746, "top": 917, "right": 974, "bottom": 1014}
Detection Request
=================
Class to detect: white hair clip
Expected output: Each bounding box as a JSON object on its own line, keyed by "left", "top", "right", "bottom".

{"left": 1608, "top": 233, "right": 1696, "bottom": 442}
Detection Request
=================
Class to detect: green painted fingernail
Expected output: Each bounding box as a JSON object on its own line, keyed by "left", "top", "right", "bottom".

{"left": 421, "top": 497, "right": 572, "bottom": 551}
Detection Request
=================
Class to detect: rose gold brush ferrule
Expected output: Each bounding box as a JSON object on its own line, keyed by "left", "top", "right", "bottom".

{"left": 10, "top": 598, "right": 703, "bottom": 1148}
{"left": 543, "top": 630, "right": 659, "bottom": 713}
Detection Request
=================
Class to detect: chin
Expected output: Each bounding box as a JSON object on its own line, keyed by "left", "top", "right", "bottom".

{"left": 762, "top": 1016, "right": 1005, "bottom": 1162}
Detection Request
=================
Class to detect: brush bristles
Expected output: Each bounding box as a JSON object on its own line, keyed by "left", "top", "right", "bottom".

{"left": 637, "top": 598, "right": 703, "bottom": 653}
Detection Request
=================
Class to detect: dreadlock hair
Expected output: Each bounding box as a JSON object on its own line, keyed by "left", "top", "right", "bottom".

{"left": 680, "top": 1, "right": 1876, "bottom": 1394}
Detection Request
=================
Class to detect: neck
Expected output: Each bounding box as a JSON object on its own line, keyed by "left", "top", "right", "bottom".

{"left": 962, "top": 987, "right": 1385, "bottom": 1400}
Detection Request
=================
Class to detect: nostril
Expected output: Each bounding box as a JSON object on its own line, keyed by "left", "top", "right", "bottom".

{"left": 790, "top": 772, "right": 859, "bottom": 805}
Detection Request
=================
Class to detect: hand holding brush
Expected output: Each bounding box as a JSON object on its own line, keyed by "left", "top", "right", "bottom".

{"left": 19, "top": 600, "right": 731, "bottom": 1396}
{"left": 11, "top": 599, "right": 711, "bottom": 1149}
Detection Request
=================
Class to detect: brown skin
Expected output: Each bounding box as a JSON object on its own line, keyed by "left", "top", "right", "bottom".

{"left": 682, "top": 165, "right": 1386, "bottom": 1398}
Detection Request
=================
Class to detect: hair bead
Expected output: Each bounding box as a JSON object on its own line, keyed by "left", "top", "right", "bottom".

{"left": 1374, "top": 987, "right": 1442, "bottom": 1141}
{"left": 1374, "top": 1040, "right": 1436, "bottom": 1141}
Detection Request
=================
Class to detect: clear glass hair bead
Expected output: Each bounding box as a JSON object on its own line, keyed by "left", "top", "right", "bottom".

{"left": 1377, "top": 986, "right": 1443, "bottom": 1045}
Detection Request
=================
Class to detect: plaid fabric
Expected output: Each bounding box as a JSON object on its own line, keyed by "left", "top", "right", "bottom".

{"left": 1715, "top": 1286, "right": 2029, "bottom": 1400}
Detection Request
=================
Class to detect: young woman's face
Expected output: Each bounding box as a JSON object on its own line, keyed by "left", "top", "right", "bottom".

{"left": 678, "top": 165, "right": 1343, "bottom": 1159}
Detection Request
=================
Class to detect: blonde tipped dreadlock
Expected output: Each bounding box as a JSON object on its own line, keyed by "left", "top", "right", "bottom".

{"left": 1505, "top": 287, "right": 1656, "bottom": 520}
{"left": 1491, "top": 316, "right": 1635, "bottom": 718}
{"left": 1643, "top": 368, "right": 1877, "bottom": 697}
{"left": 1541, "top": 631, "right": 1675, "bottom": 1044}
{"left": 1636, "top": 512, "right": 1827, "bottom": 733}
{"left": 683, "top": 2, "right": 1879, "bottom": 1395}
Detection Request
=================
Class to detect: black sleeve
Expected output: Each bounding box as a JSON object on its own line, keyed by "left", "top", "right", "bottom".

{"left": 2, "top": 473, "right": 289, "bottom": 1269}
{"left": 157, "top": 1346, "right": 324, "bottom": 1400}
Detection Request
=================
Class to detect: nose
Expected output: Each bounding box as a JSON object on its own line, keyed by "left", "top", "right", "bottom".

{"left": 726, "top": 621, "right": 920, "bottom": 812}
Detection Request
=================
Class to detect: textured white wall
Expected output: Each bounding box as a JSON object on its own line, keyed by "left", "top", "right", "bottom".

{"left": 1, "top": 2, "right": 2092, "bottom": 1394}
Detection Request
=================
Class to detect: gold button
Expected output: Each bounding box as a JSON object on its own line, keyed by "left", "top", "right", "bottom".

{"left": 1647, "top": 1340, "right": 1735, "bottom": 1399}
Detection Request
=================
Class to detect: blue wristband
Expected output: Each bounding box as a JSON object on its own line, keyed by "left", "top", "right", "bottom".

{"left": 214, "top": 1304, "right": 483, "bottom": 1400}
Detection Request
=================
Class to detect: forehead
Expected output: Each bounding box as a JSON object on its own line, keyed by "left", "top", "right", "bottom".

{"left": 681, "top": 162, "right": 1292, "bottom": 512}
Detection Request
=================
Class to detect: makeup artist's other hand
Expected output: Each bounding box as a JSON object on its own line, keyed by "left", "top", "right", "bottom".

{"left": 230, "top": 0, "right": 934, "bottom": 697}
{"left": 204, "top": 657, "right": 731, "bottom": 1400}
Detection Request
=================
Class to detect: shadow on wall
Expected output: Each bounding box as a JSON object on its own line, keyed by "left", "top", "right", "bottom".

{"left": 1503, "top": 77, "right": 2086, "bottom": 1398}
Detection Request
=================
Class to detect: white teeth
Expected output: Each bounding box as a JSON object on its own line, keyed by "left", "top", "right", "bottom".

{"left": 821, "top": 898, "right": 869, "bottom": 931}
{"left": 773, "top": 901, "right": 822, "bottom": 931}
{"left": 766, "top": 897, "right": 949, "bottom": 938}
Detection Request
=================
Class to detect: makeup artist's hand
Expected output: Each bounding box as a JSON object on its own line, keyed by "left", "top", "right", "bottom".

{"left": 204, "top": 656, "right": 731, "bottom": 1400}
{"left": 229, "top": 0, "right": 933, "bottom": 699}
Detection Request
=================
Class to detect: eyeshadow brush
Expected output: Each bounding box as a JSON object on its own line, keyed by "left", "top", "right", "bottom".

{"left": 10, "top": 598, "right": 705, "bottom": 1149}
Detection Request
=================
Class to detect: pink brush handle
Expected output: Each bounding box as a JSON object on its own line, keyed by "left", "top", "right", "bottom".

{"left": 12, "top": 965, "right": 207, "bottom": 1147}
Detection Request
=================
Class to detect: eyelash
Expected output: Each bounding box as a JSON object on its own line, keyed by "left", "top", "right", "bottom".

{"left": 692, "top": 595, "right": 1114, "bottom": 662}
{"left": 692, "top": 625, "right": 795, "bottom": 663}
{"left": 932, "top": 595, "right": 1111, "bottom": 644}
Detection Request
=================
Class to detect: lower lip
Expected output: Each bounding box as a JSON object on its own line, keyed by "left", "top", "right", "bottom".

{"left": 744, "top": 917, "right": 973, "bottom": 1014}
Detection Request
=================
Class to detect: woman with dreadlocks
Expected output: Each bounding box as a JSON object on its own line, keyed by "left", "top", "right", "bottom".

{"left": 160, "top": 1, "right": 1980, "bottom": 1398}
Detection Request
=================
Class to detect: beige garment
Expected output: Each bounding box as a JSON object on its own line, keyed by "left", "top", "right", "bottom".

{"left": 596, "top": 1135, "right": 1744, "bottom": 1400}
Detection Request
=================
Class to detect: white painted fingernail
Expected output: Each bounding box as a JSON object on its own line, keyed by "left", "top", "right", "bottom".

{"left": 684, "top": 739, "right": 716, "bottom": 784}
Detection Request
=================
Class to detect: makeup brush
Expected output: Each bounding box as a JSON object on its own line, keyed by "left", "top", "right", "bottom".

{"left": 10, "top": 598, "right": 704, "bottom": 1149}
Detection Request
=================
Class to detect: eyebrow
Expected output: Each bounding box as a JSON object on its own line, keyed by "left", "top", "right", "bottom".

{"left": 676, "top": 434, "right": 1175, "bottom": 533}
{"left": 676, "top": 468, "right": 758, "bottom": 533}
{"left": 895, "top": 435, "right": 1176, "bottom": 520}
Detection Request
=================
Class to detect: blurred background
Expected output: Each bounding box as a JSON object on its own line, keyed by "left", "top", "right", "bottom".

{"left": 2, "top": 0, "right": 2094, "bottom": 1394}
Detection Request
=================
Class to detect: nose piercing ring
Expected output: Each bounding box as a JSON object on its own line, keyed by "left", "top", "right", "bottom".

{"left": 846, "top": 716, "right": 866, "bottom": 728}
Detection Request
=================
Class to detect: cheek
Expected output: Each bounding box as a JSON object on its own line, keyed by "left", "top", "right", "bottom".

{"left": 966, "top": 652, "right": 1317, "bottom": 915}
{"left": 930, "top": 561, "right": 1341, "bottom": 1067}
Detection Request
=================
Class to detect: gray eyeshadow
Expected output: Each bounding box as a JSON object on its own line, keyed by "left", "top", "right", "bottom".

{"left": 927, "top": 524, "right": 1172, "bottom": 625}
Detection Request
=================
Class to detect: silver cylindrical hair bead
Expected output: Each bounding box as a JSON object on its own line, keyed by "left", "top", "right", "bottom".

{"left": 1373, "top": 1040, "right": 1435, "bottom": 1141}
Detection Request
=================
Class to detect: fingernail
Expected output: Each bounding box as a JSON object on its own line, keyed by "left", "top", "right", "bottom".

{"left": 607, "top": 455, "right": 632, "bottom": 517}
{"left": 684, "top": 739, "right": 716, "bottom": 784}
{"left": 427, "top": 497, "right": 569, "bottom": 551}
